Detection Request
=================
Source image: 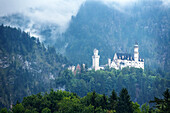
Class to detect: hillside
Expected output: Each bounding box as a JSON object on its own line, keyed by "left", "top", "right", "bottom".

{"left": 56, "top": 67, "right": 170, "bottom": 105}
{"left": 54, "top": 1, "right": 170, "bottom": 72}
{"left": 0, "top": 1, "right": 169, "bottom": 72}
{"left": 0, "top": 25, "right": 69, "bottom": 108}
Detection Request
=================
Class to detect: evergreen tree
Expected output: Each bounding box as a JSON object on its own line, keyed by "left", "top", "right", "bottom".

{"left": 12, "top": 103, "right": 25, "bottom": 113}
{"left": 0, "top": 108, "right": 8, "bottom": 113}
{"left": 91, "top": 91, "right": 97, "bottom": 108}
{"left": 150, "top": 89, "right": 170, "bottom": 113}
{"left": 116, "top": 88, "right": 133, "bottom": 113}
{"left": 100, "top": 94, "right": 108, "bottom": 110}
{"left": 108, "top": 89, "right": 118, "bottom": 110}
{"left": 141, "top": 103, "right": 150, "bottom": 113}
{"left": 41, "top": 108, "right": 51, "bottom": 113}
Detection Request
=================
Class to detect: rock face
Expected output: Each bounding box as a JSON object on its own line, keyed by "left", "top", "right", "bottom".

{"left": 0, "top": 25, "right": 69, "bottom": 108}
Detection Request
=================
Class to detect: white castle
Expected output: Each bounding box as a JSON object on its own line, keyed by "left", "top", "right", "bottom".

{"left": 91, "top": 43, "right": 144, "bottom": 71}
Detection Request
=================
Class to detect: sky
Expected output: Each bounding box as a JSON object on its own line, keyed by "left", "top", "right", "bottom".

{"left": 0, "top": 0, "right": 169, "bottom": 39}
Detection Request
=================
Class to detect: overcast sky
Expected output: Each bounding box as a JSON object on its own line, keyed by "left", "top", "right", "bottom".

{"left": 0, "top": 0, "right": 169, "bottom": 36}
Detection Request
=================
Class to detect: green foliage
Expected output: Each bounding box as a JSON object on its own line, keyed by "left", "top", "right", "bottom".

{"left": 2, "top": 88, "right": 169, "bottom": 113}
{"left": 100, "top": 94, "right": 108, "bottom": 110}
{"left": 41, "top": 108, "right": 51, "bottom": 113}
{"left": 0, "top": 108, "right": 8, "bottom": 113}
{"left": 141, "top": 103, "right": 150, "bottom": 113}
{"left": 132, "top": 102, "right": 141, "bottom": 113}
{"left": 12, "top": 103, "right": 24, "bottom": 113}
{"left": 56, "top": 67, "right": 169, "bottom": 106}
{"left": 116, "top": 88, "right": 133, "bottom": 113}
{"left": 24, "top": 109, "right": 31, "bottom": 113}
{"left": 150, "top": 89, "right": 170, "bottom": 113}
{"left": 0, "top": 25, "right": 69, "bottom": 108}
{"left": 108, "top": 89, "right": 118, "bottom": 110}
{"left": 58, "top": 97, "right": 82, "bottom": 113}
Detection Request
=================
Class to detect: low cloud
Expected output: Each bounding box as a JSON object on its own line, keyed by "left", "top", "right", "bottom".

{"left": 0, "top": 0, "right": 169, "bottom": 41}
{"left": 0, "top": 0, "right": 86, "bottom": 33}
{"left": 161, "top": 0, "right": 170, "bottom": 6}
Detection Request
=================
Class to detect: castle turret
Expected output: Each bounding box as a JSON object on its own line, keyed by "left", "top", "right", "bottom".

{"left": 108, "top": 58, "right": 111, "bottom": 67}
{"left": 134, "top": 42, "right": 139, "bottom": 62}
{"left": 92, "top": 49, "right": 100, "bottom": 71}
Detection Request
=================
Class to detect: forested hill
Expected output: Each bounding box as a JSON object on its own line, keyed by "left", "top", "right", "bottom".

{"left": 0, "top": 25, "right": 69, "bottom": 108}
{"left": 54, "top": 0, "right": 170, "bottom": 72}
{"left": 1, "top": 0, "right": 169, "bottom": 72}
{"left": 56, "top": 67, "right": 170, "bottom": 106}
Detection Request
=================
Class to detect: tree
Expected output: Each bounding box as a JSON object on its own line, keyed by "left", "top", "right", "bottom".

{"left": 91, "top": 91, "right": 97, "bottom": 109}
{"left": 100, "top": 94, "right": 108, "bottom": 110}
{"left": 150, "top": 89, "right": 170, "bottom": 113}
{"left": 132, "top": 102, "right": 141, "bottom": 113}
{"left": 58, "top": 97, "right": 83, "bottom": 113}
{"left": 12, "top": 103, "right": 25, "bottom": 113}
{"left": 116, "top": 88, "right": 133, "bottom": 113}
{"left": 42, "top": 108, "right": 51, "bottom": 113}
{"left": 108, "top": 89, "right": 118, "bottom": 110}
{"left": 0, "top": 108, "right": 8, "bottom": 113}
{"left": 82, "top": 105, "right": 94, "bottom": 113}
{"left": 141, "top": 103, "right": 149, "bottom": 113}
{"left": 24, "top": 109, "right": 31, "bottom": 113}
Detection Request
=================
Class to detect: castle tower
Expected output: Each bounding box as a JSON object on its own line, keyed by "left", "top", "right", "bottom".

{"left": 108, "top": 58, "right": 111, "bottom": 67}
{"left": 92, "top": 49, "right": 100, "bottom": 71}
{"left": 134, "top": 42, "right": 139, "bottom": 62}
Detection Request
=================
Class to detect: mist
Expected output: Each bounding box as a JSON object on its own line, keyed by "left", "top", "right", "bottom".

{"left": 0, "top": 0, "right": 169, "bottom": 41}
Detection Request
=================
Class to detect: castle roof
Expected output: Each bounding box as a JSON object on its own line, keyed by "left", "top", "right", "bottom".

{"left": 115, "top": 53, "right": 144, "bottom": 62}
{"left": 116, "top": 53, "right": 133, "bottom": 60}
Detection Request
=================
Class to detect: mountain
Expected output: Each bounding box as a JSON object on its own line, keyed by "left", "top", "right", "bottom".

{"left": 0, "top": 1, "right": 169, "bottom": 72}
{"left": 54, "top": 1, "right": 170, "bottom": 72}
{"left": 0, "top": 25, "right": 69, "bottom": 108}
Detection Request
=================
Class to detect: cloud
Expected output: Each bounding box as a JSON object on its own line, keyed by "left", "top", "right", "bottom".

{"left": 0, "top": 0, "right": 169, "bottom": 42}
{"left": 161, "top": 0, "right": 170, "bottom": 6}
{"left": 0, "top": 0, "right": 169, "bottom": 28}
{"left": 98, "top": 0, "right": 138, "bottom": 6}
{"left": 0, "top": 0, "right": 86, "bottom": 33}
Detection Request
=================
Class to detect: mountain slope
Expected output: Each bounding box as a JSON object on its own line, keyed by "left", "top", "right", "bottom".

{"left": 0, "top": 25, "right": 69, "bottom": 108}
{"left": 55, "top": 1, "right": 170, "bottom": 71}
{"left": 0, "top": 1, "right": 169, "bottom": 72}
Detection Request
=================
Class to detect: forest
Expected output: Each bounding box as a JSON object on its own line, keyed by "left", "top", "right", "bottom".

{"left": 0, "top": 25, "right": 69, "bottom": 108}
{"left": 0, "top": 88, "right": 169, "bottom": 113}
{"left": 0, "top": 25, "right": 169, "bottom": 112}
{"left": 56, "top": 67, "right": 170, "bottom": 105}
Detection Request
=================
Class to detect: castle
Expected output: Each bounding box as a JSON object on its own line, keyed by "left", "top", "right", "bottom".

{"left": 91, "top": 43, "right": 144, "bottom": 71}
{"left": 68, "top": 43, "right": 144, "bottom": 73}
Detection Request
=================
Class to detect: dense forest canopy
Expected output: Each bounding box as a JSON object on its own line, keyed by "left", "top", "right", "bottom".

{"left": 0, "top": 25, "right": 69, "bottom": 108}
{"left": 56, "top": 67, "right": 170, "bottom": 106}
{"left": 1, "top": 88, "right": 170, "bottom": 113}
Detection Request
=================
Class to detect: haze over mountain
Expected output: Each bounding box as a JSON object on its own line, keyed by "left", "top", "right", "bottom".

{"left": 56, "top": 0, "right": 170, "bottom": 72}
{"left": 0, "top": 0, "right": 170, "bottom": 71}
{"left": 0, "top": 0, "right": 170, "bottom": 109}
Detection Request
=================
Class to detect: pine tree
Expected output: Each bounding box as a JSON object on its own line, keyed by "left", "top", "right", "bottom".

{"left": 150, "top": 89, "right": 170, "bottom": 113}
{"left": 100, "top": 94, "right": 108, "bottom": 110}
{"left": 108, "top": 89, "right": 118, "bottom": 110}
{"left": 91, "top": 91, "right": 97, "bottom": 108}
{"left": 116, "top": 88, "right": 133, "bottom": 113}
